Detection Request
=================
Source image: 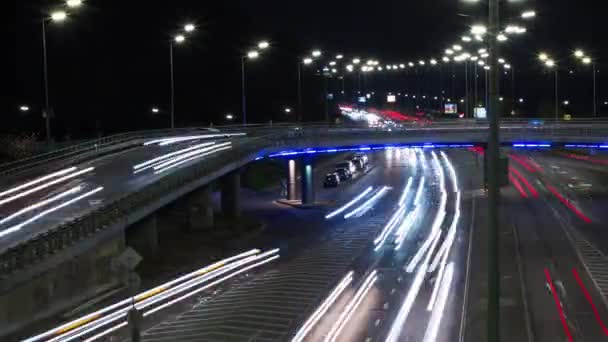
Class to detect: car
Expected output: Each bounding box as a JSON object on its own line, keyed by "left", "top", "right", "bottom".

{"left": 353, "top": 153, "right": 369, "bottom": 165}
{"left": 336, "top": 161, "right": 356, "bottom": 174}
{"left": 334, "top": 168, "right": 352, "bottom": 181}
{"left": 351, "top": 158, "right": 365, "bottom": 170}
{"left": 323, "top": 173, "right": 340, "bottom": 187}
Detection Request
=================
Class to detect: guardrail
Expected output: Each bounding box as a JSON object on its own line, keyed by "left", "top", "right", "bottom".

{"left": 0, "top": 122, "right": 606, "bottom": 276}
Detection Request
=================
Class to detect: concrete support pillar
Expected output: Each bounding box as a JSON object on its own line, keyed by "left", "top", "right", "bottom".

{"left": 128, "top": 214, "right": 158, "bottom": 257}
{"left": 188, "top": 185, "right": 214, "bottom": 230}
{"left": 287, "top": 159, "right": 297, "bottom": 201}
{"left": 221, "top": 170, "right": 241, "bottom": 218}
{"left": 301, "top": 156, "right": 315, "bottom": 205}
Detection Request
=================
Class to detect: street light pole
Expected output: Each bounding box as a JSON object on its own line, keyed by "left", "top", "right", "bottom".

{"left": 297, "top": 63, "right": 303, "bottom": 122}
{"left": 554, "top": 69, "right": 559, "bottom": 121}
{"left": 487, "top": 0, "right": 501, "bottom": 341}
{"left": 41, "top": 19, "right": 52, "bottom": 143}
{"left": 592, "top": 63, "right": 597, "bottom": 117}
{"left": 241, "top": 56, "right": 247, "bottom": 126}
{"left": 169, "top": 43, "right": 175, "bottom": 129}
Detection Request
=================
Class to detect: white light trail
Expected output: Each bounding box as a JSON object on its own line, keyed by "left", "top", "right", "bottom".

{"left": 0, "top": 186, "right": 82, "bottom": 225}
{"left": 27, "top": 249, "right": 261, "bottom": 342}
{"left": 420, "top": 150, "right": 427, "bottom": 170}
{"left": 343, "top": 186, "right": 389, "bottom": 219}
{"left": 406, "top": 226, "right": 443, "bottom": 273}
{"left": 325, "top": 270, "right": 378, "bottom": 342}
{"left": 0, "top": 167, "right": 94, "bottom": 207}
{"left": 374, "top": 206, "right": 407, "bottom": 251}
{"left": 82, "top": 322, "right": 127, "bottom": 342}
{"left": 0, "top": 187, "right": 103, "bottom": 239}
{"left": 414, "top": 177, "right": 425, "bottom": 206}
{"left": 292, "top": 271, "right": 354, "bottom": 342}
{"left": 133, "top": 142, "right": 216, "bottom": 171}
{"left": 0, "top": 167, "right": 77, "bottom": 199}
{"left": 398, "top": 177, "right": 413, "bottom": 207}
{"left": 422, "top": 263, "right": 455, "bottom": 342}
{"left": 143, "top": 133, "right": 246, "bottom": 146}
{"left": 154, "top": 146, "right": 232, "bottom": 174}
{"left": 325, "top": 187, "right": 373, "bottom": 219}
{"left": 427, "top": 207, "right": 459, "bottom": 311}
{"left": 394, "top": 206, "right": 421, "bottom": 251}
{"left": 441, "top": 151, "right": 459, "bottom": 192}
{"left": 152, "top": 142, "right": 231, "bottom": 170}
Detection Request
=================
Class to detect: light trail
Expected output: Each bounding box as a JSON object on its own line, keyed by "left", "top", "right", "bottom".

{"left": 325, "top": 187, "right": 373, "bottom": 219}
{"left": 143, "top": 133, "right": 246, "bottom": 146}
{"left": 133, "top": 142, "right": 216, "bottom": 172}
{"left": 343, "top": 186, "right": 389, "bottom": 219}
{"left": 440, "top": 151, "right": 458, "bottom": 192}
{"left": 292, "top": 271, "right": 354, "bottom": 342}
{"left": 152, "top": 142, "right": 231, "bottom": 170}
{"left": 414, "top": 177, "right": 425, "bottom": 206}
{"left": 0, "top": 187, "right": 103, "bottom": 239}
{"left": 26, "top": 249, "right": 262, "bottom": 342}
{"left": 154, "top": 146, "right": 233, "bottom": 174}
{"left": 325, "top": 270, "right": 378, "bottom": 342}
{"left": 0, "top": 167, "right": 94, "bottom": 207}
{"left": 406, "top": 227, "right": 443, "bottom": 273}
{"left": 398, "top": 177, "right": 413, "bottom": 207}
{"left": 374, "top": 206, "right": 407, "bottom": 251}
{"left": 51, "top": 250, "right": 279, "bottom": 342}
{"left": 0, "top": 167, "right": 77, "bottom": 199}
{"left": 422, "top": 263, "right": 455, "bottom": 342}
{"left": 0, "top": 186, "right": 82, "bottom": 225}
{"left": 394, "top": 206, "right": 421, "bottom": 251}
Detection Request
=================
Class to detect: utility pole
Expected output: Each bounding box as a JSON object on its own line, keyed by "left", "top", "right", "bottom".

{"left": 487, "top": 0, "right": 501, "bottom": 341}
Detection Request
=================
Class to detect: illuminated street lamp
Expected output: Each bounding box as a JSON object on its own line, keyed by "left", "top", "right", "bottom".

{"left": 184, "top": 23, "right": 196, "bottom": 32}
{"left": 540, "top": 55, "right": 559, "bottom": 120}
{"left": 573, "top": 50, "right": 597, "bottom": 116}
{"left": 20, "top": 105, "right": 30, "bottom": 112}
{"left": 174, "top": 34, "right": 186, "bottom": 43}
{"left": 242, "top": 47, "right": 265, "bottom": 125}
{"left": 258, "top": 40, "right": 270, "bottom": 50}
{"left": 66, "top": 0, "right": 82, "bottom": 7}
{"left": 471, "top": 24, "right": 487, "bottom": 35}
{"left": 303, "top": 57, "right": 313, "bottom": 65}
{"left": 521, "top": 10, "right": 536, "bottom": 19}
{"left": 311, "top": 50, "right": 322, "bottom": 57}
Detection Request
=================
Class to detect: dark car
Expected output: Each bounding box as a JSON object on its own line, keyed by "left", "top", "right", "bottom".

{"left": 334, "top": 168, "right": 352, "bottom": 181}
{"left": 351, "top": 158, "right": 365, "bottom": 170}
{"left": 323, "top": 173, "right": 340, "bottom": 187}
{"left": 353, "top": 153, "right": 369, "bottom": 165}
{"left": 336, "top": 161, "right": 356, "bottom": 174}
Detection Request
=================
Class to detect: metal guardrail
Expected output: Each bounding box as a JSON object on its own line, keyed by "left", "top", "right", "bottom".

{"left": 0, "top": 122, "right": 606, "bottom": 276}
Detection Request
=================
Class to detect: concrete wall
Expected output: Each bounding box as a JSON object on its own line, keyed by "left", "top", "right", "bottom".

{"left": 0, "top": 233, "right": 126, "bottom": 338}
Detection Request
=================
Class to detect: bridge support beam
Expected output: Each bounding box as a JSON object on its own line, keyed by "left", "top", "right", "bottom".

{"left": 127, "top": 214, "right": 158, "bottom": 257}
{"left": 287, "top": 159, "right": 297, "bottom": 201}
{"left": 300, "top": 156, "right": 315, "bottom": 205}
{"left": 187, "top": 185, "right": 214, "bottom": 230}
{"left": 221, "top": 171, "right": 241, "bottom": 218}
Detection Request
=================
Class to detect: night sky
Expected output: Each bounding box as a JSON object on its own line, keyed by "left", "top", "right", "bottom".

{"left": 11, "top": 0, "right": 606, "bottom": 139}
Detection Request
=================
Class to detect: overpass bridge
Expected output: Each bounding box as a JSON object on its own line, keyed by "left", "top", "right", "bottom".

{"left": 0, "top": 120, "right": 606, "bottom": 337}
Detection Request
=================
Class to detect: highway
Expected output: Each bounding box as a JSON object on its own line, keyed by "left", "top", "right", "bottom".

{"left": 20, "top": 145, "right": 608, "bottom": 341}
{"left": 0, "top": 133, "right": 246, "bottom": 252}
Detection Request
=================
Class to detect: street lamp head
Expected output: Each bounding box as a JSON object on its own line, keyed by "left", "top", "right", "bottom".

{"left": 346, "top": 64, "right": 354, "bottom": 72}
{"left": 311, "top": 50, "right": 322, "bottom": 57}
{"left": 538, "top": 53, "right": 549, "bottom": 61}
{"left": 226, "top": 114, "right": 234, "bottom": 120}
{"left": 408, "top": 62, "right": 415, "bottom": 67}
{"left": 329, "top": 61, "right": 337, "bottom": 66}
{"left": 574, "top": 49, "right": 585, "bottom": 58}
{"left": 442, "top": 56, "right": 450, "bottom": 62}
{"left": 453, "top": 44, "right": 463, "bottom": 51}
{"left": 521, "top": 10, "right": 536, "bottom": 19}
{"left": 445, "top": 49, "right": 454, "bottom": 55}
{"left": 303, "top": 57, "right": 313, "bottom": 65}
{"left": 247, "top": 50, "right": 259, "bottom": 59}
{"left": 497, "top": 33, "right": 508, "bottom": 42}
{"left": 151, "top": 107, "right": 160, "bottom": 114}
{"left": 66, "top": 0, "right": 82, "bottom": 8}
{"left": 470, "top": 56, "right": 479, "bottom": 61}
{"left": 336, "top": 54, "right": 343, "bottom": 59}
{"left": 462, "top": 36, "right": 472, "bottom": 42}
{"left": 19, "top": 105, "right": 30, "bottom": 112}
{"left": 471, "top": 24, "right": 487, "bottom": 35}
{"left": 284, "top": 107, "right": 292, "bottom": 113}
{"left": 504, "top": 64, "right": 512, "bottom": 69}
{"left": 174, "top": 35, "right": 186, "bottom": 43}
{"left": 582, "top": 57, "right": 592, "bottom": 64}
{"left": 184, "top": 23, "right": 196, "bottom": 32}
{"left": 545, "top": 59, "right": 556, "bottom": 68}
{"left": 353, "top": 58, "right": 361, "bottom": 64}
{"left": 419, "top": 60, "right": 426, "bottom": 66}
{"left": 50, "top": 11, "right": 67, "bottom": 22}
{"left": 258, "top": 41, "right": 270, "bottom": 49}
{"left": 430, "top": 59, "right": 438, "bottom": 65}
{"left": 399, "top": 63, "right": 405, "bottom": 69}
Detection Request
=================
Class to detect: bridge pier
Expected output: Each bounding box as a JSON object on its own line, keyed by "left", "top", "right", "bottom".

{"left": 187, "top": 185, "right": 214, "bottom": 230}
{"left": 221, "top": 170, "right": 241, "bottom": 218}
{"left": 287, "top": 159, "right": 297, "bottom": 201}
{"left": 126, "top": 214, "right": 158, "bottom": 257}
{"left": 300, "top": 156, "right": 315, "bottom": 205}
